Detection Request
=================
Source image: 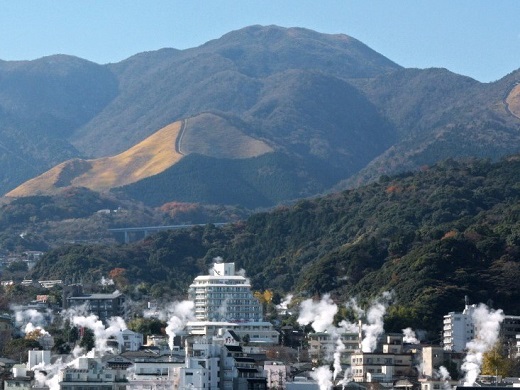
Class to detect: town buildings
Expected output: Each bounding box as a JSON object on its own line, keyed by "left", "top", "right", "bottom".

{"left": 443, "top": 302, "right": 476, "bottom": 352}
{"left": 443, "top": 300, "right": 520, "bottom": 353}
{"left": 179, "top": 330, "right": 267, "bottom": 390}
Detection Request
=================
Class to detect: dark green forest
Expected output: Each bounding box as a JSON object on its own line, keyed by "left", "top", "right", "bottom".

{"left": 29, "top": 156, "right": 520, "bottom": 334}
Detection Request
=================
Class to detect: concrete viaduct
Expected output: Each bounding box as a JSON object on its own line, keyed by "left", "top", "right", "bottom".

{"left": 109, "top": 223, "right": 227, "bottom": 244}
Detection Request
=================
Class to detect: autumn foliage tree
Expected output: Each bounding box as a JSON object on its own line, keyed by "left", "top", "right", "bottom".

{"left": 482, "top": 342, "right": 514, "bottom": 377}
{"left": 108, "top": 267, "right": 128, "bottom": 291}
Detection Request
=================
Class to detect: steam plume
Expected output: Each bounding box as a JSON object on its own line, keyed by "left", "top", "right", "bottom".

{"left": 277, "top": 294, "right": 293, "bottom": 309}
{"left": 437, "top": 365, "right": 452, "bottom": 390}
{"left": 462, "top": 303, "right": 504, "bottom": 386}
{"left": 297, "top": 294, "right": 337, "bottom": 332}
{"left": 360, "top": 291, "right": 392, "bottom": 352}
{"left": 402, "top": 327, "right": 420, "bottom": 344}
{"left": 72, "top": 314, "right": 127, "bottom": 355}
{"left": 164, "top": 301, "right": 195, "bottom": 350}
{"left": 311, "top": 366, "right": 333, "bottom": 390}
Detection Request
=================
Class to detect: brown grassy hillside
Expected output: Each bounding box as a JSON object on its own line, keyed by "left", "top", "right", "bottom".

{"left": 506, "top": 83, "right": 520, "bottom": 119}
{"left": 180, "top": 113, "right": 273, "bottom": 158}
{"left": 6, "top": 114, "right": 273, "bottom": 198}
{"left": 7, "top": 121, "right": 184, "bottom": 196}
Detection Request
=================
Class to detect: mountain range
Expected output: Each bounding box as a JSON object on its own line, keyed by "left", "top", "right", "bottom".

{"left": 2, "top": 25, "right": 520, "bottom": 208}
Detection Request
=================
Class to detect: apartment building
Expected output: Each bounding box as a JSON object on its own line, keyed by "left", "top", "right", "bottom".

{"left": 186, "top": 262, "right": 278, "bottom": 344}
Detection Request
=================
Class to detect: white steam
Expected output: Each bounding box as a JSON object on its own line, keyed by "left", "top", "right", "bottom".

{"left": 72, "top": 314, "right": 127, "bottom": 355}
{"left": 462, "top": 304, "right": 504, "bottom": 386}
{"left": 100, "top": 276, "right": 114, "bottom": 286}
{"left": 297, "top": 295, "right": 343, "bottom": 380}
{"left": 402, "top": 327, "right": 420, "bottom": 344}
{"left": 276, "top": 294, "right": 293, "bottom": 313}
{"left": 13, "top": 306, "right": 53, "bottom": 333}
{"left": 297, "top": 294, "right": 337, "bottom": 332}
{"left": 311, "top": 365, "right": 333, "bottom": 390}
{"left": 360, "top": 291, "right": 393, "bottom": 352}
{"left": 437, "top": 365, "right": 452, "bottom": 390}
{"left": 163, "top": 301, "right": 195, "bottom": 350}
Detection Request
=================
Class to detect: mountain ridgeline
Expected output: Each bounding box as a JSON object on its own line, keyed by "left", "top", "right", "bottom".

{"left": 2, "top": 25, "right": 520, "bottom": 208}
{"left": 30, "top": 157, "right": 520, "bottom": 332}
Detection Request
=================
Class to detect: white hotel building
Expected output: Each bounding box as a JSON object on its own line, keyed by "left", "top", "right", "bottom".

{"left": 186, "top": 262, "right": 279, "bottom": 344}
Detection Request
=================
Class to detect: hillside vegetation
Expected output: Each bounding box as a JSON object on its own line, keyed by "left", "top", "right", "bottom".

{"left": 29, "top": 156, "right": 520, "bottom": 333}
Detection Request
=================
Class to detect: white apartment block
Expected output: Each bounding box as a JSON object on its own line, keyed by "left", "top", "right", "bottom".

{"left": 188, "top": 262, "right": 262, "bottom": 322}
{"left": 186, "top": 262, "right": 279, "bottom": 344}
{"left": 127, "top": 359, "right": 183, "bottom": 390}
{"left": 443, "top": 302, "right": 520, "bottom": 353}
{"left": 179, "top": 332, "right": 267, "bottom": 390}
{"left": 443, "top": 304, "right": 476, "bottom": 352}
{"left": 264, "top": 361, "right": 289, "bottom": 389}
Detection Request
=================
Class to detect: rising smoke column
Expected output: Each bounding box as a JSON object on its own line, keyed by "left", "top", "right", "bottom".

{"left": 437, "top": 366, "right": 452, "bottom": 390}
{"left": 276, "top": 294, "right": 293, "bottom": 313}
{"left": 311, "top": 366, "right": 333, "bottom": 390}
{"left": 462, "top": 304, "right": 504, "bottom": 386}
{"left": 297, "top": 295, "right": 341, "bottom": 384}
{"left": 360, "top": 291, "right": 392, "bottom": 352}
{"left": 402, "top": 327, "right": 420, "bottom": 344}
{"left": 72, "top": 314, "right": 127, "bottom": 355}
{"left": 144, "top": 300, "right": 195, "bottom": 350}
{"left": 164, "top": 300, "right": 195, "bottom": 350}
{"left": 31, "top": 311, "right": 127, "bottom": 389}
{"left": 297, "top": 294, "right": 337, "bottom": 332}
{"left": 12, "top": 305, "right": 53, "bottom": 335}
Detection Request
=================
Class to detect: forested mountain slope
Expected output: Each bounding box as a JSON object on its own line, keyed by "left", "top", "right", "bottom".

{"left": 30, "top": 156, "right": 520, "bottom": 332}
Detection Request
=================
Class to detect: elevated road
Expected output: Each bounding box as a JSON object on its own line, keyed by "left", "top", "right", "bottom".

{"left": 109, "top": 222, "right": 227, "bottom": 243}
{"left": 175, "top": 118, "right": 188, "bottom": 155}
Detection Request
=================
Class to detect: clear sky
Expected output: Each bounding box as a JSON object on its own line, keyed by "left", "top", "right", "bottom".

{"left": 0, "top": 1, "right": 518, "bottom": 82}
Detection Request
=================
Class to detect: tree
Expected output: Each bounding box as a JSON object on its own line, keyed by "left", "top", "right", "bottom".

{"left": 482, "top": 342, "right": 513, "bottom": 377}
{"left": 2, "top": 338, "right": 41, "bottom": 362}
{"left": 79, "top": 328, "right": 95, "bottom": 352}
{"left": 128, "top": 317, "right": 165, "bottom": 335}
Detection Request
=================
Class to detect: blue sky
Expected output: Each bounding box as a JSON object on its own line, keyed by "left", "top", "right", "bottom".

{"left": 1, "top": 1, "right": 519, "bottom": 82}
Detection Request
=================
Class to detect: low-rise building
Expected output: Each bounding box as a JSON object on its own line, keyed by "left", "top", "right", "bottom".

{"left": 65, "top": 290, "right": 126, "bottom": 323}
{"left": 264, "top": 361, "right": 289, "bottom": 389}
{"left": 308, "top": 332, "right": 359, "bottom": 364}
{"left": 59, "top": 357, "right": 127, "bottom": 390}
{"left": 350, "top": 334, "right": 414, "bottom": 383}
{"left": 115, "top": 329, "right": 143, "bottom": 352}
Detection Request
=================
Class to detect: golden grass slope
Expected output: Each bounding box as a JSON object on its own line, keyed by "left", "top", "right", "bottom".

{"left": 6, "top": 114, "right": 274, "bottom": 198}
{"left": 7, "top": 121, "right": 184, "bottom": 197}
{"left": 181, "top": 113, "right": 273, "bottom": 158}
{"left": 506, "top": 83, "right": 520, "bottom": 119}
